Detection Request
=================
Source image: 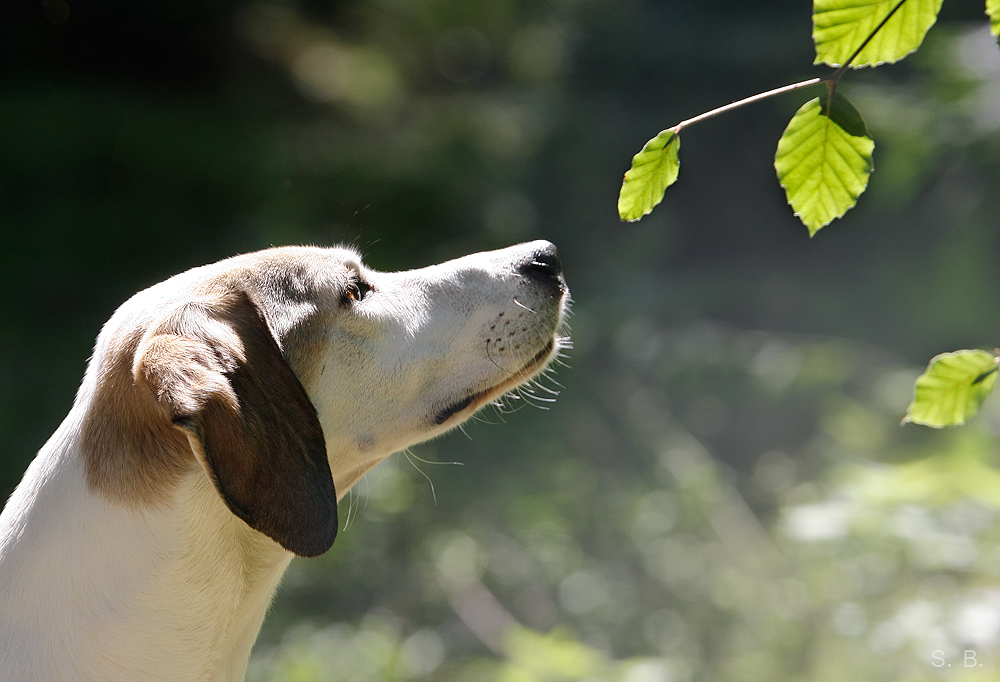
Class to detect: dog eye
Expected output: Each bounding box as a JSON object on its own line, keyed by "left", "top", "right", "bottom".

{"left": 344, "top": 278, "right": 373, "bottom": 304}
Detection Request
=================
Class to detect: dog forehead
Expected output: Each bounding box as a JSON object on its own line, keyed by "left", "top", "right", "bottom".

{"left": 207, "top": 247, "right": 366, "bottom": 338}
{"left": 90, "top": 247, "right": 359, "bottom": 356}
{"left": 212, "top": 245, "right": 363, "bottom": 292}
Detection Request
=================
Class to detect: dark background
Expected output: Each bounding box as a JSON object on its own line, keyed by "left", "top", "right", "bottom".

{"left": 4, "top": 1, "right": 1000, "bottom": 680}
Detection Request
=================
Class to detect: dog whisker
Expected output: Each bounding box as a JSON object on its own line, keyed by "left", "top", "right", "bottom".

{"left": 509, "top": 386, "right": 550, "bottom": 410}
{"left": 528, "top": 377, "right": 555, "bottom": 392}
{"left": 402, "top": 450, "right": 439, "bottom": 505}
{"left": 490, "top": 394, "right": 521, "bottom": 417}
{"left": 531, "top": 381, "right": 561, "bottom": 396}
{"left": 361, "top": 474, "right": 371, "bottom": 512}
{"left": 552, "top": 353, "right": 572, "bottom": 368}
{"left": 342, "top": 487, "right": 359, "bottom": 532}
{"left": 513, "top": 298, "right": 537, "bottom": 314}
{"left": 485, "top": 339, "right": 514, "bottom": 374}
{"left": 404, "top": 449, "right": 464, "bottom": 467}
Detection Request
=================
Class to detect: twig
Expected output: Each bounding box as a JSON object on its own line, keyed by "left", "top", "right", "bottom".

{"left": 672, "top": 77, "right": 823, "bottom": 134}
{"left": 670, "top": 0, "right": 911, "bottom": 134}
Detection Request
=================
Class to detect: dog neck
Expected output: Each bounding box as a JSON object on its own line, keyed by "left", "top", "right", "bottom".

{"left": 0, "top": 409, "right": 294, "bottom": 682}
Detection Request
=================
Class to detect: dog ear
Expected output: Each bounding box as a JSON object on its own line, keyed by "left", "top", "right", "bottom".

{"left": 135, "top": 290, "right": 338, "bottom": 558}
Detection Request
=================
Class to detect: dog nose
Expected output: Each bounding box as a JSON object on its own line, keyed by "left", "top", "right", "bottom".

{"left": 517, "top": 242, "right": 563, "bottom": 284}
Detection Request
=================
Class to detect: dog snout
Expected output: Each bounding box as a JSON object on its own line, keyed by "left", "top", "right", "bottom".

{"left": 517, "top": 242, "right": 564, "bottom": 289}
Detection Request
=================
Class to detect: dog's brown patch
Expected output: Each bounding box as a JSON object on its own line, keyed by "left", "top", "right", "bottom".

{"left": 81, "top": 289, "right": 339, "bottom": 557}
{"left": 80, "top": 327, "right": 194, "bottom": 507}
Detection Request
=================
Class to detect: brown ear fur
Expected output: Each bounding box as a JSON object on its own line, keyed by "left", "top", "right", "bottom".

{"left": 135, "top": 291, "right": 338, "bottom": 557}
{"left": 81, "top": 328, "right": 194, "bottom": 507}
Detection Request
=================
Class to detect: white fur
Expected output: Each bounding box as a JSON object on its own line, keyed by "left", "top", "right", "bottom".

{"left": 0, "top": 242, "right": 568, "bottom": 682}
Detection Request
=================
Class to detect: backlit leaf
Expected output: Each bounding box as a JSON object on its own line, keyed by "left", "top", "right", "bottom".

{"left": 618, "top": 130, "right": 679, "bottom": 222}
{"left": 987, "top": 0, "right": 1000, "bottom": 37}
{"left": 904, "top": 349, "right": 999, "bottom": 428}
{"left": 813, "top": 0, "right": 943, "bottom": 68}
{"left": 774, "top": 92, "right": 874, "bottom": 236}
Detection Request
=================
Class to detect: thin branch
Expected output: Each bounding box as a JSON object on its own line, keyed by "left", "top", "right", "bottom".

{"left": 672, "top": 77, "right": 824, "bottom": 133}
{"left": 669, "top": 0, "right": 912, "bottom": 135}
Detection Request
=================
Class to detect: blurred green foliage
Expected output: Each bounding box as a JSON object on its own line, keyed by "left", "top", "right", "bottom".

{"left": 6, "top": 1, "right": 1000, "bottom": 681}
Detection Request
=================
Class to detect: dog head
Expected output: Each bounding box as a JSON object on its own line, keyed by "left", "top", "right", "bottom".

{"left": 79, "top": 242, "right": 569, "bottom": 557}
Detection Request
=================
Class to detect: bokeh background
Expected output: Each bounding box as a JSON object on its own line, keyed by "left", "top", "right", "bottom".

{"left": 5, "top": 1, "right": 1000, "bottom": 680}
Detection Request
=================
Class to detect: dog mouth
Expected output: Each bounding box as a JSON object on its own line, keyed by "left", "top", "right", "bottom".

{"left": 432, "top": 338, "right": 556, "bottom": 426}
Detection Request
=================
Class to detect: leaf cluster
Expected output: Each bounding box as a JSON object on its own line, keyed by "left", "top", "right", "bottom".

{"left": 621, "top": 0, "right": 1000, "bottom": 429}
{"left": 618, "top": 0, "right": 1000, "bottom": 236}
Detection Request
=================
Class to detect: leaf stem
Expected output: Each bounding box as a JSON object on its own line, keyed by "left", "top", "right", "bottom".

{"left": 829, "top": 0, "right": 910, "bottom": 82}
{"left": 672, "top": 77, "right": 824, "bottom": 134}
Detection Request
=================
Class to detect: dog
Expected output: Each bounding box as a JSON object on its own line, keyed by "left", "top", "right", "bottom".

{"left": 0, "top": 241, "right": 569, "bottom": 681}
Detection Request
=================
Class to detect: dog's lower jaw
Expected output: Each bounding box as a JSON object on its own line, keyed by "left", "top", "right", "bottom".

{"left": 433, "top": 336, "right": 559, "bottom": 427}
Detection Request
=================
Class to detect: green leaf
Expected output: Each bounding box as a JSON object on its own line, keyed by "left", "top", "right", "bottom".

{"left": 618, "top": 129, "right": 679, "bottom": 222}
{"left": 987, "top": 0, "right": 1000, "bottom": 37}
{"left": 824, "top": 88, "right": 871, "bottom": 137}
{"left": 774, "top": 92, "right": 875, "bottom": 236}
{"left": 813, "top": 0, "right": 944, "bottom": 68}
{"left": 904, "top": 350, "right": 999, "bottom": 428}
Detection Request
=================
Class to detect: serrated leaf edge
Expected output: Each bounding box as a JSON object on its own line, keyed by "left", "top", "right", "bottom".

{"left": 618, "top": 130, "right": 680, "bottom": 222}
{"left": 903, "top": 349, "right": 1000, "bottom": 428}
{"left": 774, "top": 96, "right": 875, "bottom": 236}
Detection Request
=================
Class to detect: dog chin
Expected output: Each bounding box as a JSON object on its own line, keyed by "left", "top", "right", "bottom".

{"left": 432, "top": 338, "right": 557, "bottom": 426}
